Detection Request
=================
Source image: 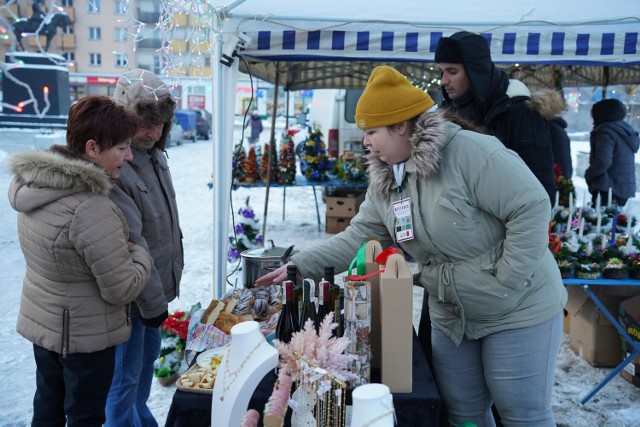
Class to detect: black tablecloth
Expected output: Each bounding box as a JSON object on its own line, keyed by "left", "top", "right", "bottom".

{"left": 165, "top": 331, "right": 441, "bottom": 427}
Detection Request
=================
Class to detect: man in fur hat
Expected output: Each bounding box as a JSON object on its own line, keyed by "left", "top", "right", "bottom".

{"left": 435, "top": 31, "right": 564, "bottom": 203}
{"left": 105, "top": 68, "right": 184, "bottom": 426}
{"left": 585, "top": 98, "right": 639, "bottom": 207}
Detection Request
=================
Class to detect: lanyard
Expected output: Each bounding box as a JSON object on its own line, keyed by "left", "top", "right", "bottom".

{"left": 393, "top": 162, "right": 405, "bottom": 194}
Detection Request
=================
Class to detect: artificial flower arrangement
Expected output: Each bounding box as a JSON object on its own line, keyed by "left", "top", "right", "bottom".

{"left": 627, "top": 253, "right": 640, "bottom": 279}
{"left": 227, "top": 197, "right": 263, "bottom": 262}
{"left": 274, "top": 313, "right": 357, "bottom": 382}
{"left": 555, "top": 176, "right": 576, "bottom": 209}
{"left": 574, "top": 257, "right": 603, "bottom": 280}
{"left": 154, "top": 309, "right": 193, "bottom": 385}
{"left": 602, "top": 257, "right": 628, "bottom": 279}
{"left": 333, "top": 151, "right": 368, "bottom": 183}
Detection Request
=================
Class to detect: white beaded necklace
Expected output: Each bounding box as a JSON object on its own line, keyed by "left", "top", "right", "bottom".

{"left": 218, "top": 337, "right": 265, "bottom": 402}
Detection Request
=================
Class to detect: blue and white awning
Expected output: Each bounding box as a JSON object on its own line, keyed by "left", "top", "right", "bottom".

{"left": 242, "top": 28, "right": 639, "bottom": 66}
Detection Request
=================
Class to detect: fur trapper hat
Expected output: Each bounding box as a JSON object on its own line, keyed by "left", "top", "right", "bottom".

{"left": 355, "top": 66, "right": 435, "bottom": 129}
{"left": 591, "top": 98, "right": 627, "bottom": 127}
{"left": 113, "top": 68, "right": 176, "bottom": 150}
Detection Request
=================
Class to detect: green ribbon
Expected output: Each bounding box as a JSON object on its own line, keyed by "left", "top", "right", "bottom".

{"left": 348, "top": 240, "right": 369, "bottom": 276}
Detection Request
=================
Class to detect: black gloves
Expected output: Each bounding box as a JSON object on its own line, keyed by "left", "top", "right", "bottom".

{"left": 141, "top": 310, "right": 169, "bottom": 328}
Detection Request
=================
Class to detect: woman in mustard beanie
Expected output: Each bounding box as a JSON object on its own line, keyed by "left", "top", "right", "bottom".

{"left": 257, "top": 66, "right": 566, "bottom": 427}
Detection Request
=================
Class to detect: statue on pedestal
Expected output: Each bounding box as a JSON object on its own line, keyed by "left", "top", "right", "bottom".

{"left": 11, "top": 1, "right": 72, "bottom": 52}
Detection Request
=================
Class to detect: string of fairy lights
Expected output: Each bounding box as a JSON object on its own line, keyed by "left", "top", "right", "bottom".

{"left": 0, "top": 0, "right": 222, "bottom": 117}
{"left": 0, "top": 1, "right": 638, "bottom": 121}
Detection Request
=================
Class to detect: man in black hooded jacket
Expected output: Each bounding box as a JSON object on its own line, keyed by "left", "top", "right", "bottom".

{"left": 434, "top": 31, "right": 564, "bottom": 203}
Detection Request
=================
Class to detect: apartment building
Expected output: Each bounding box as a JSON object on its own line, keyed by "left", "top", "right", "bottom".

{"left": 1, "top": 0, "right": 212, "bottom": 100}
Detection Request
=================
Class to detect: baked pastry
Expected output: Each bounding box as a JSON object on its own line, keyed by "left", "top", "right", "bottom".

{"left": 223, "top": 297, "right": 238, "bottom": 313}
{"left": 202, "top": 299, "right": 225, "bottom": 325}
{"left": 214, "top": 312, "right": 245, "bottom": 334}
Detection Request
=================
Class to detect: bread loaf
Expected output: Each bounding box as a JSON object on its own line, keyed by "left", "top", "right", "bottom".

{"left": 202, "top": 299, "right": 225, "bottom": 325}
{"left": 214, "top": 312, "right": 245, "bottom": 334}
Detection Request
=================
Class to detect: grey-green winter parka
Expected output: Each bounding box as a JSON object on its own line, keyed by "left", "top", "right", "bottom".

{"left": 291, "top": 109, "right": 567, "bottom": 345}
{"left": 8, "top": 149, "right": 151, "bottom": 354}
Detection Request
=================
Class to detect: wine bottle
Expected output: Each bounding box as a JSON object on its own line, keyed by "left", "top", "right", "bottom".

{"left": 299, "top": 279, "right": 318, "bottom": 332}
{"left": 316, "top": 279, "right": 331, "bottom": 328}
{"left": 287, "top": 265, "right": 302, "bottom": 327}
{"left": 324, "top": 266, "right": 342, "bottom": 336}
{"left": 275, "top": 281, "right": 297, "bottom": 343}
{"left": 336, "top": 288, "right": 345, "bottom": 337}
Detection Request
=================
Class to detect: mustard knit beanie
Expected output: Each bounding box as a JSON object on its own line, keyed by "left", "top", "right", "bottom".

{"left": 355, "top": 66, "right": 435, "bottom": 130}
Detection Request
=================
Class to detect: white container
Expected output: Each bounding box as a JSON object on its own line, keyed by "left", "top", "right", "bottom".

{"left": 350, "top": 383, "right": 394, "bottom": 427}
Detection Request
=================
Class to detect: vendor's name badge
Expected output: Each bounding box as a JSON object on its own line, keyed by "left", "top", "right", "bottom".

{"left": 393, "top": 198, "right": 414, "bottom": 242}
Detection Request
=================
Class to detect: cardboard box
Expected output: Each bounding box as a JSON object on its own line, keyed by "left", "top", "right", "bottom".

{"left": 379, "top": 253, "right": 413, "bottom": 393}
{"left": 326, "top": 216, "right": 351, "bottom": 234}
{"left": 326, "top": 190, "right": 365, "bottom": 218}
{"left": 565, "top": 286, "right": 626, "bottom": 367}
{"left": 618, "top": 294, "right": 640, "bottom": 355}
{"left": 563, "top": 308, "right": 571, "bottom": 334}
{"left": 621, "top": 352, "right": 640, "bottom": 388}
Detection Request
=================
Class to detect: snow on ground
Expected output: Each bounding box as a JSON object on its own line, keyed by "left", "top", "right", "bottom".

{"left": 0, "top": 125, "right": 639, "bottom": 426}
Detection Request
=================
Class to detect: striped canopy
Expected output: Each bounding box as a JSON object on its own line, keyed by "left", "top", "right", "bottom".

{"left": 213, "top": 0, "right": 640, "bottom": 89}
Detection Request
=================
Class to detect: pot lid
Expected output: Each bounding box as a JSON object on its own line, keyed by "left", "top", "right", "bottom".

{"left": 241, "top": 241, "right": 293, "bottom": 259}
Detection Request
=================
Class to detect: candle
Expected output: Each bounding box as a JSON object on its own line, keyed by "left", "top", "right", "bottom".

{"left": 596, "top": 212, "right": 602, "bottom": 235}
{"left": 554, "top": 191, "right": 559, "bottom": 210}
{"left": 596, "top": 192, "right": 601, "bottom": 212}
{"left": 608, "top": 188, "right": 613, "bottom": 206}
{"left": 576, "top": 207, "right": 583, "bottom": 229}
{"left": 578, "top": 217, "right": 585, "bottom": 238}
{"left": 566, "top": 209, "right": 572, "bottom": 233}
{"left": 610, "top": 207, "right": 618, "bottom": 247}
{"left": 628, "top": 215, "right": 636, "bottom": 248}
{"left": 569, "top": 193, "right": 574, "bottom": 213}
{"left": 583, "top": 189, "right": 588, "bottom": 208}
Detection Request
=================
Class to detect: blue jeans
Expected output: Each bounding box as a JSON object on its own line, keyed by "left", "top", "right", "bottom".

{"left": 104, "top": 317, "right": 161, "bottom": 427}
{"left": 431, "top": 313, "right": 562, "bottom": 427}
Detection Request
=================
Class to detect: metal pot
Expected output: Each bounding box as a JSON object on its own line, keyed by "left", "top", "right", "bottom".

{"left": 241, "top": 241, "right": 295, "bottom": 288}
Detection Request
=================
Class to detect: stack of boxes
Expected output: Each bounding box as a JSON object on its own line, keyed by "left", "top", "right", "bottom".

{"left": 564, "top": 286, "right": 640, "bottom": 389}
{"left": 325, "top": 189, "right": 365, "bottom": 234}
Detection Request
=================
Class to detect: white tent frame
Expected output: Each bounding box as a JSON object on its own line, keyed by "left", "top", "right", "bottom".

{"left": 210, "top": 0, "right": 640, "bottom": 297}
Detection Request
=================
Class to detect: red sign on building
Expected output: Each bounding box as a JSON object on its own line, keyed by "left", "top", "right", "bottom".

{"left": 188, "top": 94, "right": 205, "bottom": 109}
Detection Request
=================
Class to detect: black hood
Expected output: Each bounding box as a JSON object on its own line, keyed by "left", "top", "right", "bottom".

{"left": 435, "top": 31, "right": 496, "bottom": 106}
{"left": 591, "top": 98, "right": 627, "bottom": 127}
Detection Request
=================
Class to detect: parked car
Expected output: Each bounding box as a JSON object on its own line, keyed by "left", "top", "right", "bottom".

{"left": 166, "top": 118, "right": 184, "bottom": 147}
{"left": 189, "top": 108, "right": 212, "bottom": 140}
{"left": 174, "top": 109, "right": 198, "bottom": 143}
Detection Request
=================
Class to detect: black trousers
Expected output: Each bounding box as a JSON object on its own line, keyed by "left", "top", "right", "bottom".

{"left": 32, "top": 344, "right": 115, "bottom": 427}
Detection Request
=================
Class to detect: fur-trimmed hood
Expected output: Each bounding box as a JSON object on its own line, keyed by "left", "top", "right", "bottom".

{"left": 8, "top": 147, "right": 112, "bottom": 213}
{"left": 365, "top": 109, "right": 451, "bottom": 197}
{"left": 524, "top": 86, "right": 565, "bottom": 120}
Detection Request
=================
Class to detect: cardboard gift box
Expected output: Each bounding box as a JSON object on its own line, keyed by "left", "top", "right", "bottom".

{"left": 361, "top": 240, "right": 413, "bottom": 392}
{"left": 379, "top": 253, "right": 413, "bottom": 393}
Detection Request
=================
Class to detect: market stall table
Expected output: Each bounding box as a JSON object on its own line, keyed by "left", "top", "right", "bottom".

{"left": 165, "top": 330, "right": 441, "bottom": 426}
{"left": 563, "top": 278, "right": 640, "bottom": 404}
